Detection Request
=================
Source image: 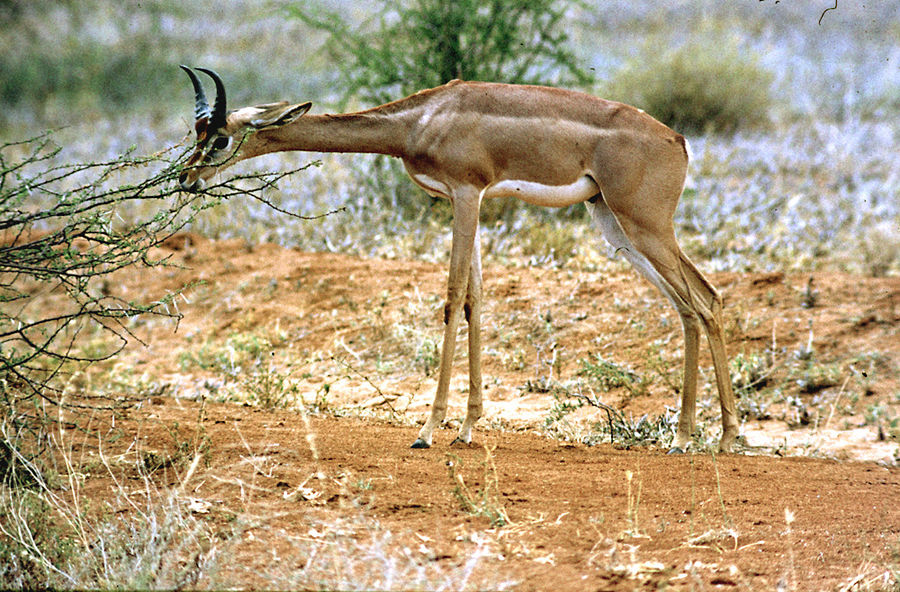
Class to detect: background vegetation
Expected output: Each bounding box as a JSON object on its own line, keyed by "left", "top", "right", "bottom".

{"left": 288, "top": 0, "right": 593, "bottom": 107}
{"left": 1, "top": 0, "right": 898, "bottom": 587}
{"left": 1, "top": 0, "right": 897, "bottom": 274}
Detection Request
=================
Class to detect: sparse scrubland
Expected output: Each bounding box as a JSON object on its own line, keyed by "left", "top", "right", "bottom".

{"left": 1, "top": 1, "right": 898, "bottom": 589}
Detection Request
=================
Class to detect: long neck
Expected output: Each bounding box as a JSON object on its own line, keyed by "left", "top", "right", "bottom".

{"left": 255, "top": 110, "right": 412, "bottom": 158}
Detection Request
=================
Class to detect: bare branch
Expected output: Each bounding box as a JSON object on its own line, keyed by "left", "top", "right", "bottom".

{"left": 0, "top": 130, "right": 328, "bottom": 461}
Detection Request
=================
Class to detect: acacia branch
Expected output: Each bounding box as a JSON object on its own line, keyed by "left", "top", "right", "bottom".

{"left": 0, "top": 131, "right": 326, "bottom": 420}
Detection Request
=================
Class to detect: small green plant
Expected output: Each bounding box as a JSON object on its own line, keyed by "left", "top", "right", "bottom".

{"left": 142, "top": 405, "right": 211, "bottom": 473}
{"left": 864, "top": 404, "right": 900, "bottom": 443}
{"left": 800, "top": 277, "right": 819, "bottom": 309}
{"left": 178, "top": 330, "right": 285, "bottom": 383}
{"left": 519, "top": 216, "right": 580, "bottom": 267}
{"left": 306, "top": 382, "right": 333, "bottom": 414}
{"left": 608, "top": 33, "right": 773, "bottom": 134}
{"left": 730, "top": 350, "right": 779, "bottom": 421}
{"left": 544, "top": 389, "right": 678, "bottom": 448}
{"left": 850, "top": 351, "right": 892, "bottom": 396}
{"left": 578, "top": 354, "right": 647, "bottom": 397}
{"left": 242, "top": 359, "right": 300, "bottom": 410}
{"left": 393, "top": 322, "right": 441, "bottom": 377}
{"left": 414, "top": 337, "right": 439, "bottom": 377}
{"left": 730, "top": 351, "right": 774, "bottom": 394}
{"left": 791, "top": 360, "right": 842, "bottom": 395}
{"left": 545, "top": 391, "right": 586, "bottom": 427}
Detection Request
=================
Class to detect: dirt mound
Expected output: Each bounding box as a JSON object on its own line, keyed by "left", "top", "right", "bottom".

{"left": 58, "top": 235, "right": 900, "bottom": 588}
{"left": 87, "top": 397, "right": 898, "bottom": 590}
{"left": 115, "top": 233, "right": 899, "bottom": 460}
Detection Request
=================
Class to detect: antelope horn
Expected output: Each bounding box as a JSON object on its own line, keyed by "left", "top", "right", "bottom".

{"left": 196, "top": 67, "right": 227, "bottom": 129}
{"left": 180, "top": 65, "right": 210, "bottom": 122}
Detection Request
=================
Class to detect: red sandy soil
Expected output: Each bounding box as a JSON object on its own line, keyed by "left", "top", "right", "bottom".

{"left": 50, "top": 234, "right": 900, "bottom": 589}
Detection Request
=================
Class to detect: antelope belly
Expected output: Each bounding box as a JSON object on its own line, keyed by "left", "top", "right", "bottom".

{"left": 484, "top": 175, "right": 599, "bottom": 207}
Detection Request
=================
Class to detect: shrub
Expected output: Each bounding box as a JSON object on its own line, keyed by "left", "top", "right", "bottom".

{"left": 608, "top": 35, "right": 774, "bottom": 134}
{"left": 0, "top": 132, "right": 317, "bottom": 480}
{"left": 288, "top": 0, "right": 592, "bottom": 107}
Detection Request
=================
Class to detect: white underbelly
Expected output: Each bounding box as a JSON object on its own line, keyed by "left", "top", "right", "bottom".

{"left": 483, "top": 175, "right": 599, "bottom": 207}
{"left": 410, "top": 173, "right": 452, "bottom": 198}
{"left": 409, "top": 172, "right": 600, "bottom": 208}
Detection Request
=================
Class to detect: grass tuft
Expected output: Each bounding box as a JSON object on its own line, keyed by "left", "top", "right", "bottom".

{"left": 446, "top": 445, "right": 510, "bottom": 528}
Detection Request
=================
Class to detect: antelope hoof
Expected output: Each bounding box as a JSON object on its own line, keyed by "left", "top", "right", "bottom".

{"left": 450, "top": 436, "right": 472, "bottom": 447}
{"left": 410, "top": 438, "right": 431, "bottom": 449}
{"left": 718, "top": 431, "right": 741, "bottom": 453}
{"left": 667, "top": 446, "right": 686, "bottom": 455}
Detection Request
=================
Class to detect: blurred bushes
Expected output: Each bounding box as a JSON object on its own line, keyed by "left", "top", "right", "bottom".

{"left": 607, "top": 35, "right": 774, "bottom": 134}
{"left": 0, "top": 1, "right": 183, "bottom": 128}
{"left": 0, "top": 39, "right": 177, "bottom": 117}
{"left": 288, "top": 0, "right": 593, "bottom": 107}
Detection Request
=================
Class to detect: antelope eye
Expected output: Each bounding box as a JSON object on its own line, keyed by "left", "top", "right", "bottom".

{"left": 211, "top": 136, "right": 231, "bottom": 151}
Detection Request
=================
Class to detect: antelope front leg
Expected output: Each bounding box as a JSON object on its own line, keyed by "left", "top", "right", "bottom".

{"left": 454, "top": 233, "right": 483, "bottom": 445}
{"left": 412, "top": 188, "right": 481, "bottom": 448}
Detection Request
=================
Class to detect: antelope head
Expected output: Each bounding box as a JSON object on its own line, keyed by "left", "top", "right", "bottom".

{"left": 178, "top": 66, "right": 312, "bottom": 191}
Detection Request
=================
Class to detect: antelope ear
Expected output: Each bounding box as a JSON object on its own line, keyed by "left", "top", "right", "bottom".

{"left": 250, "top": 102, "right": 312, "bottom": 129}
